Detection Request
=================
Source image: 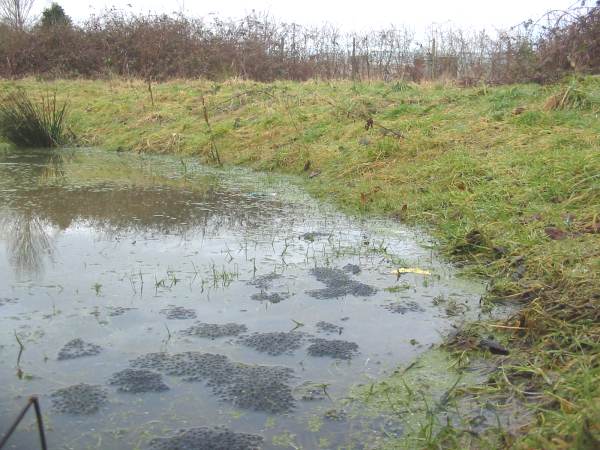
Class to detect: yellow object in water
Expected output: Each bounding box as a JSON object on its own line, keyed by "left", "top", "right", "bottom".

{"left": 392, "top": 268, "right": 432, "bottom": 276}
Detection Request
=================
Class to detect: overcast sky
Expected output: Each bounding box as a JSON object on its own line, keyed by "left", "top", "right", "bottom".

{"left": 33, "top": 0, "right": 579, "bottom": 31}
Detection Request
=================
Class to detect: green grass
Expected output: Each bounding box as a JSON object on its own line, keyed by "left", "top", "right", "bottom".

{"left": 0, "top": 89, "right": 69, "bottom": 147}
{"left": 1, "top": 76, "right": 598, "bottom": 448}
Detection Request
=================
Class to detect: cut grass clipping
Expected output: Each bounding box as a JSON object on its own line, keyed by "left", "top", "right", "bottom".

{"left": 0, "top": 90, "right": 69, "bottom": 147}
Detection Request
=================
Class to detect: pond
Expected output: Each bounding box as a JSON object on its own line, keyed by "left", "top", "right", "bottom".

{"left": 0, "top": 149, "right": 484, "bottom": 449}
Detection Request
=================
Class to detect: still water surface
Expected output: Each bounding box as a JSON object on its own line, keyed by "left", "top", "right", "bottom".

{"left": 0, "top": 149, "right": 483, "bottom": 449}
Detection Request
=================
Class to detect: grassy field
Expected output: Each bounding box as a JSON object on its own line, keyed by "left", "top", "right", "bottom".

{"left": 1, "top": 77, "right": 599, "bottom": 448}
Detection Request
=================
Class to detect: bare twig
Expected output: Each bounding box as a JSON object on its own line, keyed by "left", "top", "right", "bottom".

{"left": 201, "top": 95, "right": 222, "bottom": 166}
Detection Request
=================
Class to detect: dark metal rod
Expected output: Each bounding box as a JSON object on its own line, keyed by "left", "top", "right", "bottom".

{"left": 31, "top": 396, "right": 48, "bottom": 450}
{"left": 0, "top": 400, "right": 32, "bottom": 449}
{"left": 0, "top": 396, "right": 48, "bottom": 450}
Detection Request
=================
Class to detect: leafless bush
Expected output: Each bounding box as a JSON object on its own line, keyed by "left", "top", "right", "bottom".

{"left": 0, "top": 3, "right": 598, "bottom": 84}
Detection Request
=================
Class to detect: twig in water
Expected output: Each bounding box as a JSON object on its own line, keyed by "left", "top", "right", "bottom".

{"left": 14, "top": 331, "right": 24, "bottom": 379}
{"left": 139, "top": 269, "right": 144, "bottom": 297}
{"left": 290, "top": 319, "right": 305, "bottom": 332}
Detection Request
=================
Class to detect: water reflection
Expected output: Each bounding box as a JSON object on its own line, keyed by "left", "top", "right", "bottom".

{"left": 0, "top": 211, "right": 54, "bottom": 277}
{"left": 0, "top": 150, "right": 64, "bottom": 277}
{"left": 0, "top": 149, "right": 289, "bottom": 277}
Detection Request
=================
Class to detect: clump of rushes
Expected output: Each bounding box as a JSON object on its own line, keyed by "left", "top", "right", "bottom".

{"left": 544, "top": 79, "right": 594, "bottom": 110}
{"left": 0, "top": 90, "right": 70, "bottom": 147}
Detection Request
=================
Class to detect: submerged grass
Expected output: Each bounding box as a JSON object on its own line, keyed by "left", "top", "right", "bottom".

{"left": 2, "top": 76, "right": 599, "bottom": 448}
{"left": 0, "top": 89, "right": 69, "bottom": 147}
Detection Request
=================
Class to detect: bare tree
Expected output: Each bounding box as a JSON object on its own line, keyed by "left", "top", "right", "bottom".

{"left": 0, "top": 0, "right": 35, "bottom": 29}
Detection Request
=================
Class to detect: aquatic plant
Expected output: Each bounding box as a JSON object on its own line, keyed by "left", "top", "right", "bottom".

{"left": 0, "top": 90, "right": 69, "bottom": 148}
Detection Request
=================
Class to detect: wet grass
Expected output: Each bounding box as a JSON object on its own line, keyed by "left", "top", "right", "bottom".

{"left": 2, "top": 76, "right": 599, "bottom": 448}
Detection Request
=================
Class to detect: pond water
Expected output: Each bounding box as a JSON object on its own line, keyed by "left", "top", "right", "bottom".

{"left": 0, "top": 149, "right": 484, "bottom": 450}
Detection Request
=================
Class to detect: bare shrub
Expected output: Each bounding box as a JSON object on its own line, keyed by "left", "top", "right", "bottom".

{"left": 0, "top": 3, "right": 598, "bottom": 84}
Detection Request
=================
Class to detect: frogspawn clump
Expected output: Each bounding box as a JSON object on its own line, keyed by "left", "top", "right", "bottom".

{"left": 315, "top": 321, "right": 344, "bottom": 335}
{"left": 181, "top": 322, "right": 248, "bottom": 339}
{"left": 299, "top": 231, "right": 330, "bottom": 242}
{"left": 131, "top": 352, "right": 232, "bottom": 380}
{"left": 247, "top": 273, "right": 282, "bottom": 290}
{"left": 109, "top": 368, "right": 169, "bottom": 393}
{"left": 307, "top": 267, "right": 377, "bottom": 299}
{"left": 147, "top": 427, "right": 263, "bottom": 450}
{"left": 250, "top": 292, "right": 289, "bottom": 303}
{"left": 237, "top": 331, "right": 307, "bottom": 356}
{"left": 50, "top": 383, "right": 108, "bottom": 415}
{"left": 57, "top": 338, "right": 102, "bottom": 360}
{"left": 307, "top": 338, "right": 359, "bottom": 360}
{"left": 342, "top": 263, "right": 361, "bottom": 274}
{"left": 159, "top": 305, "right": 197, "bottom": 320}
{"left": 130, "top": 351, "right": 296, "bottom": 413}
{"left": 106, "top": 306, "right": 135, "bottom": 317}
{"left": 215, "top": 363, "right": 295, "bottom": 413}
{"left": 382, "top": 301, "right": 425, "bottom": 314}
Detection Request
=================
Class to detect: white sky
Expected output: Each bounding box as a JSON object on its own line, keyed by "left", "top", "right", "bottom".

{"left": 33, "top": 0, "right": 579, "bottom": 31}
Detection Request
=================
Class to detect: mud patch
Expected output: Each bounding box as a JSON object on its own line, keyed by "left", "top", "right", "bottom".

{"left": 382, "top": 301, "right": 425, "bottom": 314}
{"left": 250, "top": 292, "right": 289, "bottom": 303}
{"left": 159, "top": 305, "right": 197, "bottom": 320}
{"left": 148, "top": 426, "right": 263, "bottom": 450}
{"left": 315, "top": 321, "right": 344, "bottom": 335}
{"left": 237, "top": 331, "right": 307, "bottom": 356}
{"left": 307, "top": 267, "right": 377, "bottom": 299}
{"left": 307, "top": 338, "right": 359, "bottom": 360}
{"left": 130, "top": 351, "right": 295, "bottom": 413}
{"left": 181, "top": 322, "right": 248, "bottom": 339}
{"left": 57, "top": 338, "right": 102, "bottom": 360}
{"left": 50, "top": 383, "right": 108, "bottom": 415}
{"left": 109, "top": 368, "right": 169, "bottom": 393}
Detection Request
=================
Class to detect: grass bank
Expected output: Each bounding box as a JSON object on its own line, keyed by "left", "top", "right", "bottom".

{"left": 1, "top": 77, "right": 599, "bottom": 448}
